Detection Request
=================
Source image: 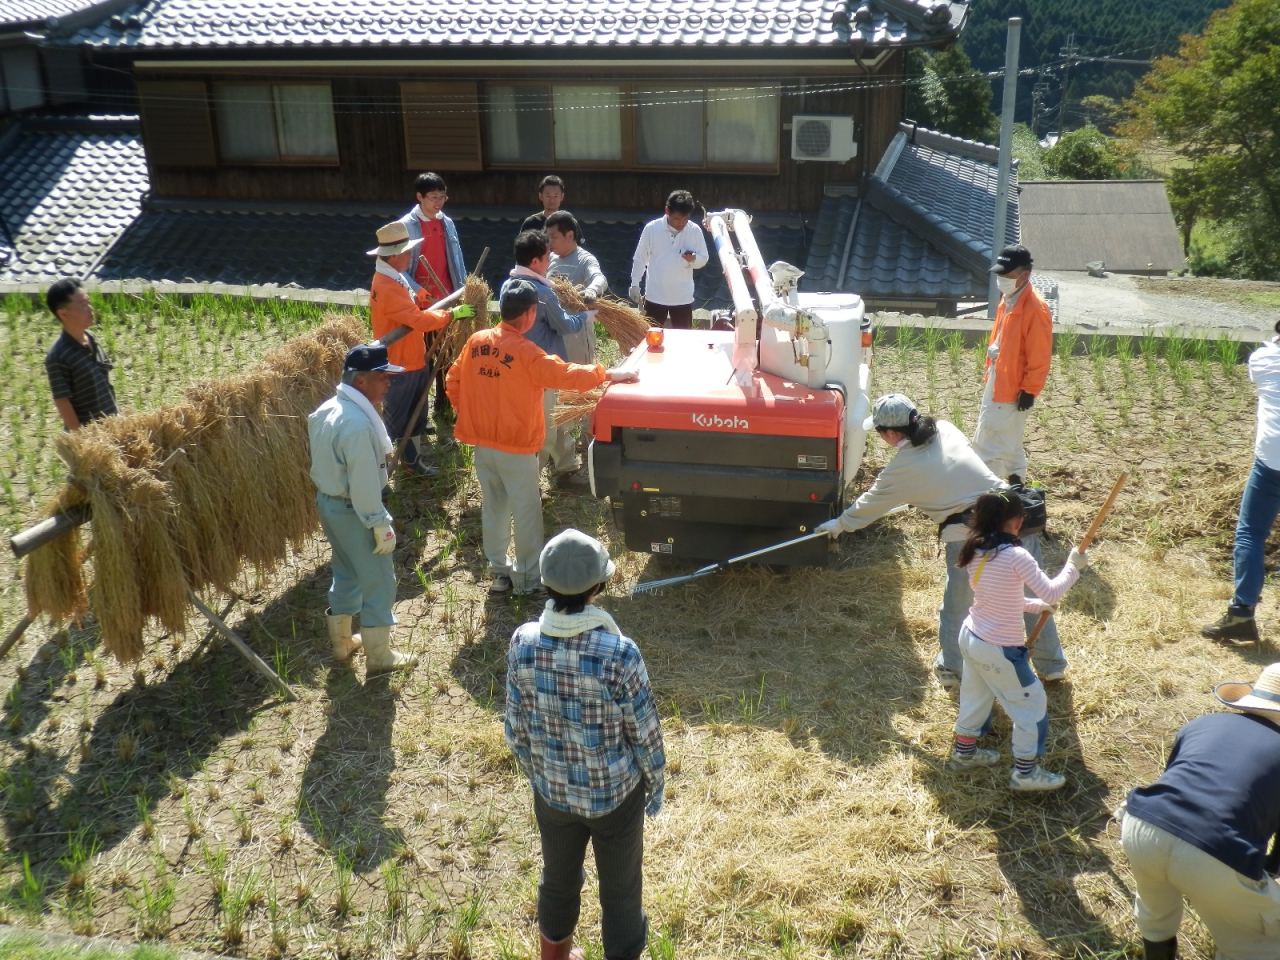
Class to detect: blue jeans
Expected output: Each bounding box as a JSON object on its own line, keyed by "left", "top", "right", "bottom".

{"left": 1231, "top": 458, "right": 1280, "bottom": 614}
{"left": 317, "top": 493, "right": 397, "bottom": 628}
{"left": 937, "top": 532, "right": 1067, "bottom": 677}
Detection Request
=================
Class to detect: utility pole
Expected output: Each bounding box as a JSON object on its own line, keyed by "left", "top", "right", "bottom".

{"left": 1058, "top": 32, "right": 1079, "bottom": 133}
{"left": 1031, "top": 71, "right": 1051, "bottom": 138}
{"left": 989, "top": 17, "right": 1020, "bottom": 318}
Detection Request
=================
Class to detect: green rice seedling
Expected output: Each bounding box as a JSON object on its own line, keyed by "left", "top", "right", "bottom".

{"left": 220, "top": 867, "right": 260, "bottom": 946}
{"left": 268, "top": 890, "right": 292, "bottom": 956}
{"left": 333, "top": 850, "right": 356, "bottom": 918}
{"left": 448, "top": 892, "right": 485, "bottom": 958}
{"left": 202, "top": 840, "right": 229, "bottom": 902}
{"left": 945, "top": 329, "right": 964, "bottom": 369}
{"left": 1114, "top": 332, "right": 1134, "bottom": 369}
{"left": 233, "top": 805, "right": 254, "bottom": 843}
{"left": 922, "top": 323, "right": 943, "bottom": 356}
{"left": 1218, "top": 334, "right": 1243, "bottom": 375}
{"left": 16, "top": 853, "right": 45, "bottom": 914}
{"left": 1086, "top": 334, "right": 1110, "bottom": 387}
{"left": 973, "top": 338, "right": 988, "bottom": 376}
{"left": 381, "top": 858, "right": 406, "bottom": 923}
{"left": 127, "top": 859, "right": 177, "bottom": 938}
{"left": 60, "top": 827, "right": 101, "bottom": 893}
{"left": 1054, "top": 327, "right": 1078, "bottom": 360}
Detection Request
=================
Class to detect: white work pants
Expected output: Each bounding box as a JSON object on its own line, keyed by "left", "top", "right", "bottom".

{"left": 1121, "top": 813, "right": 1280, "bottom": 960}
{"left": 972, "top": 368, "right": 1030, "bottom": 481}
{"left": 539, "top": 389, "right": 579, "bottom": 475}
{"left": 473, "top": 446, "right": 543, "bottom": 592}
{"left": 954, "top": 625, "right": 1048, "bottom": 760}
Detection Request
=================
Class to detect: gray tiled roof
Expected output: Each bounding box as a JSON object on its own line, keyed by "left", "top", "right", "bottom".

{"left": 803, "top": 123, "right": 1019, "bottom": 304}
{"left": 0, "top": 116, "right": 148, "bottom": 285}
{"left": 3, "top": 0, "right": 138, "bottom": 31}
{"left": 93, "top": 204, "right": 803, "bottom": 311}
{"left": 66, "top": 0, "right": 969, "bottom": 51}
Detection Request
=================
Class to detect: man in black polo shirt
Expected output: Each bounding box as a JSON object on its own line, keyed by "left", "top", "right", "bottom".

{"left": 1121, "top": 663, "right": 1280, "bottom": 960}
{"left": 44, "top": 277, "right": 117, "bottom": 431}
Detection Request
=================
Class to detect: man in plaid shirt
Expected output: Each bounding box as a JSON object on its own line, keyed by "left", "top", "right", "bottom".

{"left": 505, "top": 529, "right": 665, "bottom": 960}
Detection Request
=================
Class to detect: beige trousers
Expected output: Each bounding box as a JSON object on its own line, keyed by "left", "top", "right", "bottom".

{"left": 972, "top": 368, "right": 1030, "bottom": 480}
{"left": 540, "top": 389, "right": 579, "bottom": 475}
{"left": 1122, "top": 813, "right": 1280, "bottom": 959}
{"left": 473, "top": 445, "right": 543, "bottom": 592}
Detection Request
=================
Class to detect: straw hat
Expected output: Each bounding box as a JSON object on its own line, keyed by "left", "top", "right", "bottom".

{"left": 366, "top": 221, "right": 423, "bottom": 257}
{"left": 1214, "top": 662, "right": 1280, "bottom": 716}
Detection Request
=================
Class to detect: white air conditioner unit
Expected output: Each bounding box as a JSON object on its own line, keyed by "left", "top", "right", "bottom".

{"left": 791, "top": 115, "right": 857, "bottom": 163}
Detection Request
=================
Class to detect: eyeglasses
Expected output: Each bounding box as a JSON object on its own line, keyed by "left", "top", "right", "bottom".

{"left": 425, "top": 192, "right": 448, "bottom": 202}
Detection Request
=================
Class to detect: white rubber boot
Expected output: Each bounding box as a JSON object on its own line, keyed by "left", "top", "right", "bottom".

{"left": 362, "top": 625, "right": 416, "bottom": 672}
{"left": 326, "top": 609, "right": 362, "bottom": 661}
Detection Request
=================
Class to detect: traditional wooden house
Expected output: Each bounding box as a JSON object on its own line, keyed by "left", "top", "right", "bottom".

{"left": 60, "top": 0, "right": 973, "bottom": 213}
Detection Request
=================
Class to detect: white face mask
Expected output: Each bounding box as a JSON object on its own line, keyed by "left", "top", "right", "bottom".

{"left": 996, "top": 275, "right": 1019, "bottom": 296}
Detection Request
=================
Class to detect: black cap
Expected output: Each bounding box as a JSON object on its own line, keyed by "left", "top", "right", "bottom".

{"left": 990, "top": 244, "right": 1033, "bottom": 275}
{"left": 344, "top": 343, "right": 405, "bottom": 374}
{"left": 500, "top": 278, "right": 540, "bottom": 311}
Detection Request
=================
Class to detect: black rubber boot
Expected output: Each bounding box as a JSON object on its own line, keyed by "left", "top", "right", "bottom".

{"left": 1142, "top": 936, "right": 1177, "bottom": 960}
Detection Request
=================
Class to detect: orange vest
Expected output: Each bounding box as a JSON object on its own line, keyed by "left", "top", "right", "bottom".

{"left": 985, "top": 284, "right": 1053, "bottom": 403}
{"left": 368, "top": 270, "right": 451, "bottom": 372}
{"left": 446, "top": 324, "right": 605, "bottom": 455}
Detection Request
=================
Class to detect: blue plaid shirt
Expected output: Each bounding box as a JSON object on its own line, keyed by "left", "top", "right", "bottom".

{"left": 505, "top": 621, "right": 666, "bottom": 818}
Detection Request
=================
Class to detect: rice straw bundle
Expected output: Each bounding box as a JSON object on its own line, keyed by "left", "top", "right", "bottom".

{"left": 551, "top": 277, "right": 651, "bottom": 356}
{"left": 551, "top": 387, "right": 605, "bottom": 428}
{"left": 23, "top": 313, "right": 365, "bottom": 662}
{"left": 425, "top": 275, "right": 491, "bottom": 373}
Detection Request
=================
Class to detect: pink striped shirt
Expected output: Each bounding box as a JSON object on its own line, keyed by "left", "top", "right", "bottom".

{"left": 962, "top": 545, "right": 1080, "bottom": 647}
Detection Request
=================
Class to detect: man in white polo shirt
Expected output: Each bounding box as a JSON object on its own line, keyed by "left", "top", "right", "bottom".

{"left": 628, "top": 190, "right": 708, "bottom": 331}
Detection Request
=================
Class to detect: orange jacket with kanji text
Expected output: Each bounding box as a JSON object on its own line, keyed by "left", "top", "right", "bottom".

{"left": 984, "top": 284, "right": 1053, "bottom": 403}
{"left": 446, "top": 324, "right": 606, "bottom": 455}
{"left": 369, "top": 270, "right": 451, "bottom": 372}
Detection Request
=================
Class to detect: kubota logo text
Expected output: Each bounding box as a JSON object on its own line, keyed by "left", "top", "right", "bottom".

{"left": 691, "top": 413, "right": 749, "bottom": 430}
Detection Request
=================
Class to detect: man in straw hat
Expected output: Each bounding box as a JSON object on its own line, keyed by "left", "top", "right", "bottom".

{"left": 308, "top": 344, "right": 416, "bottom": 672}
{"left": 446, "top": 280, "right": 636, "bottom": 596}
{"left": 367, "top": 220, "right": 474, "bottom": 477}
{"left": 504, "top": 528, "right": 665, "bottom": 960}
{"left": 972, "top": 244, "right": 1053, "bottom": 486}
{"left": 1119, "top": 663, "right": 1280, "bottom": 960}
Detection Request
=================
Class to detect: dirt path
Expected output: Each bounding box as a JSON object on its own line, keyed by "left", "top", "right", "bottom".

{"left": 1049, "top": 272, "right": 1280, "bottom": 333}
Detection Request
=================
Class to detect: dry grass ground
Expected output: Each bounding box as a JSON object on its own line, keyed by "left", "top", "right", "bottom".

{"left": 0, "top": 301, "right": 1272, "bottom": 960}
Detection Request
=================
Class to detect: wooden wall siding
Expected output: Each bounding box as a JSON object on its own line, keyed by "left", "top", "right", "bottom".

{"left": 402, "top": 81, "right": 482, "bottom": 171}
{"left": 146, "top": 57, "right": 906, "bottom": 214}
{"left": 136, "top": 80, "right": 217, "bottom": 168}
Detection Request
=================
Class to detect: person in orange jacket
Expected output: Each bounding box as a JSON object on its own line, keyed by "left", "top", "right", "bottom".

{"left": 367, "top": 221, "right": 474, "bottom": 476}
{"left": 972, "top": 244, "right": 1053, "bottom": 485}
{"left": 446, "top": 280, "right": 637, "bottom": 597}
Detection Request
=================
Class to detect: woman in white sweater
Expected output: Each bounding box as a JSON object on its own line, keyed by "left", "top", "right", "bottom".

{"left": 816, "top": 393, "right": 1069, "bottom": 690}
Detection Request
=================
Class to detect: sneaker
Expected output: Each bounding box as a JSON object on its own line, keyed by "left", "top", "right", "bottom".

{"left": 948, "top": 748, "right": 1000, "bottom": 771}
{"left": 1201, "top": 613, "right": 1259, "bottom": 646}
{"left": 488, "top": 575, "right": 513, "bottom": 596}
{"left": 1040, "top": 669, "right": 1068, "bottom": 683}
{"left": 934, "top": 666, "right": 961, "bottom": 692}
{"left": 1009, "top": 765, "right": 1067, "bottom": 792}
{"left": 405, "top": 458, "right": 441, "bottom": 477}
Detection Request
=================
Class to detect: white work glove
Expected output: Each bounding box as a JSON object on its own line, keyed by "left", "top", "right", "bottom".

{"left": 987, "top": 342, "right": 1000, "bottom": 361}
{"left": 606, "top": 367, "right": 639, "bottom": 384}
{"left": 373, "top": 525, "right": 396, "bottom": 555}
{"left": 815, "top": 519, "right": 843, "bottom": 539}
{"left": 628, "top": 284, "right": 643, "bottom": 304}
{"left": 582, "top": 289, "right": 598, "bottom": 305}
{"left": 1067, "top": 547, "right": 1088, "bottom": 570}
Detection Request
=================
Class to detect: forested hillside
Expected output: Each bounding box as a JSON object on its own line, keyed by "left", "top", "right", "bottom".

{"left": 961, "top": 0, "right": 1233, "bottom": 126}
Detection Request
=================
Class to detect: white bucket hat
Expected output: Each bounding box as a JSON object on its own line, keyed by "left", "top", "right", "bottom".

{"left": 1214, "top": 662, "right": 1280, "bottom": 716}
{"left": 366, "top": 220, "right": 423, "bottom": 257}
{"left": 863, "top": 393, "right": 918, "bottom": 432}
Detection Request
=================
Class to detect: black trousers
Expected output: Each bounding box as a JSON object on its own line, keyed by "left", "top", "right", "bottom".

{"left": 534, "top": 783, "right": 647, "bottom": 960}
{"left": 643, "top": 301, "right": 694, "bottom": 330}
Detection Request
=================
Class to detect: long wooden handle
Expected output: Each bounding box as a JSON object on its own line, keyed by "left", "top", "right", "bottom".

{"left": 1027, "top": 471, "right": 1128, "bottom": 650}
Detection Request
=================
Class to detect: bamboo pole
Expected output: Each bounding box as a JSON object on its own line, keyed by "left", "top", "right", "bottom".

{"left": 1027, "top": 471, "right": 1129, "bottom": 651}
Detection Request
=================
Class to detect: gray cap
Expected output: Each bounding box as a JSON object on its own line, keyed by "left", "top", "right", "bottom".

{"left": 863, "top": 393, "right": 918, "bottom": 431}
{"left": 500, "top": 278, "right": 540, "bottom": 311}
{"left": 540, "top": 529, "right": 617, "bottom": 595}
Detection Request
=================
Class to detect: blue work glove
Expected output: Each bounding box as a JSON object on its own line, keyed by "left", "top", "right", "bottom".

{"left": 1016, "top": 390, "right": 1035, "bottom": 412}
{"left": 645, "top": 788, "right": 664, "bottom": 818}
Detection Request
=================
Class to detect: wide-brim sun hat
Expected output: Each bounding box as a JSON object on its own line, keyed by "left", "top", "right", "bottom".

{"left": 1214, "top": 662, "right": 1280, "bottom": 716}
{"left": 367, "top": 220, "right": 424, "bottom": 257}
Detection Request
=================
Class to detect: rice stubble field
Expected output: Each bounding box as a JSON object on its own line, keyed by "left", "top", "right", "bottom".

{"left": 0, "top": 293, "right": 1271, "bottom": 960}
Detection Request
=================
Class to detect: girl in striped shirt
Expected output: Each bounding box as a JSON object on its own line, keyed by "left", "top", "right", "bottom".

{"left": 949, "top": 490, "right": 1087, "bottom": 791}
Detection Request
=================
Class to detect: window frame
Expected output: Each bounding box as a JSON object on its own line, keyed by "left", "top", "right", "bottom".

{"left": 210, "top": 80, "right": 340, "bottom": 167}
{"left": 481, "top": 81, "right": 780, "bottom": 175}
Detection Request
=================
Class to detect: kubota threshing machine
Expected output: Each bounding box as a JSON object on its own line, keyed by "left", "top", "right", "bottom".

{"left": 588, "top": 209, "right": 873, "bottom": 566}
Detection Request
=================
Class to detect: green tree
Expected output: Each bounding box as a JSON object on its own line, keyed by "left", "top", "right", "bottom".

{"left": 906, "top": 45, "right": 999, "bottom": 142}
{"left": 1121, "top": 0, "right": 1280, "bottom": 278}
{"left": 1043, "top": 125, "right": 1124, "bottom": 180}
